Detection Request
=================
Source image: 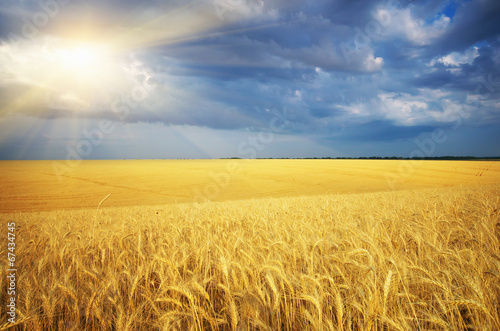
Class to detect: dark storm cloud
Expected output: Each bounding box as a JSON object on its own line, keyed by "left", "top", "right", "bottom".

{"left": 430, "top": 0, "right": 500, "bottom": 54}
{"left": 333, "top": 120, "right": 439, "bottom": 142}
{"left": 411, "top": 40, "right": 500, "bottom": 99}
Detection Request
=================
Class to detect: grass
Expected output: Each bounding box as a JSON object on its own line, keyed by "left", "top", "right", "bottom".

{"left": 1, "top": 180, "right": 500, "bottom": 330}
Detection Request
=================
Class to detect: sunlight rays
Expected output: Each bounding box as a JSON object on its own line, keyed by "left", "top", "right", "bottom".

{"left": 0, "top": 0, "right": 290, "bottom": 120}
{"left": 0, "top": 0, "right": 297, "bottom": 159}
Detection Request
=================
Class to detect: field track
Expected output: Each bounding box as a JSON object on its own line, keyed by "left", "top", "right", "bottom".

{"left": 1, "top": 159, "right": 499, "bottom": 212}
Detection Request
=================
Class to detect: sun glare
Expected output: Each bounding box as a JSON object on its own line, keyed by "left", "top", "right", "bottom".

{"left": 2, "top": 39, "right": 126, "bottom": 114}
{"left": 55, "top": 43, "right": 111, "bottom": 76}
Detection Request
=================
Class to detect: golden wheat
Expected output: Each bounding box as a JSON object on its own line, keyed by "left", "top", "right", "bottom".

{"left": 0, "top": 161, "right": 499, "bottom": 330}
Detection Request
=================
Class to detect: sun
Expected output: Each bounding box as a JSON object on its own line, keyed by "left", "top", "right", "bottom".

{"left": 1, "top": 38, "right": 128, "bottom": 114}
{"left": 1, "top": 37, "right": 137, "bottom": 115}
{"left": 54, "top": 43, "right": 112, "bottom": 78}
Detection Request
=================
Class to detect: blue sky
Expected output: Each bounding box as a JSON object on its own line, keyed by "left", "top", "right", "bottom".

{"left": 0, "top": 0, "right": 499, "bottom": 159}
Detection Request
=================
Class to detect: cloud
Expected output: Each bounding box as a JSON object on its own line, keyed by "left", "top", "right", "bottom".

{"left": 0, "top": 0, "right": 499, "bottom": 158}
{"left": 276, "top": 40, "right": 384, "bottom": 73}
{"left": 0, "top": 36, "right": 138, "bottom": 118}
{"left": 212, "top": 0, "right": 280, "bottom": 22}
{"left": 330, "top": 87, "right": 488, "bottom": 128}
{"left": 432, "top": 0, "right": 500, "bottom": 54}
{"left": 432, "top": 47, "right": 480, "bottom": 67}
{"left": 382, "top": 7, "right": 450, "bottom": 46}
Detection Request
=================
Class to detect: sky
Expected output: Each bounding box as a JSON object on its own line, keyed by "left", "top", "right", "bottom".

{"left": 0, "top": 0, "right": 499, "bottom": 160}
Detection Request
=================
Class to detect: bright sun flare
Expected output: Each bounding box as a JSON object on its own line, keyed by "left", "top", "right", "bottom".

{"left": 2, "top": 38, "right": 132, "bottom": 114}
{"left": 54, "top": 43, "right": 112, "bottom": 77}
{"left": 4, "top": 40, "right": 125, "bottom": 113}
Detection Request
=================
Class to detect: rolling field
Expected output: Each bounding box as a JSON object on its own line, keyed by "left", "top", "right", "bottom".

{"left": 1, "top": 159, "right": 499, "bottom": 212}
{"left": 1, "top": 160, "right": 500, "bottom": 330}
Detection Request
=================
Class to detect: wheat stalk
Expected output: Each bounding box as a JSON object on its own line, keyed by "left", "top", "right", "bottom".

{"left": 92, "top": 194, "right": 111, "bottom": 243}
{"left": 0, "top": 316, "right": 32, "bottom": 331}
{"left": 383, "top": 270, "right": 394, "bottom": 315}
{"left": 300, "top": 294, "right": 322, "bottom": 329}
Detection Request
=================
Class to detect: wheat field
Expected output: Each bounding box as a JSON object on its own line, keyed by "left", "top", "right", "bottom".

{"left": 1, "top": 160, "right": 500, "bottom": 330}
{"left": 1, "top": 159, "right": 499, "bottom": 212}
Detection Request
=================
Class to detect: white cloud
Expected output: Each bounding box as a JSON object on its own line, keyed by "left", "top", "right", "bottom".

{"left": 384, "top": 9, "right": 450, "bottom": 45}
{"left": 336, "top": 88, "right": 477, "bottom": 127}
{"left": 362, "top": 53, "right": 384, "bottom": 72}
{"left": 212, "top": 0, "right": 279, "bottom": 22}
{"left": 467, "top": 92, "right": 500, "bottom": 110}
{"left": 378, "top": 92, "right": 429, "bottom": 125}
{"left": 277, "top": 41, "right": 384, "bottom": 73}
{"left": 379, "top": 89, "right": 479, "bottom": 126}
{"left": 433, "top": 47, "right": 480, "bottom": 67}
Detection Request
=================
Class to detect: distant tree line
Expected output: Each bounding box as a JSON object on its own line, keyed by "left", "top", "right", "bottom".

{"left": 222, "top": 156, "right": 500, "bottom": 160}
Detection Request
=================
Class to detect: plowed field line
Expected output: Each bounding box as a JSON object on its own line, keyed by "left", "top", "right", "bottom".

{"left": 5, "top": 169, "right": 188, "bottom": 199}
